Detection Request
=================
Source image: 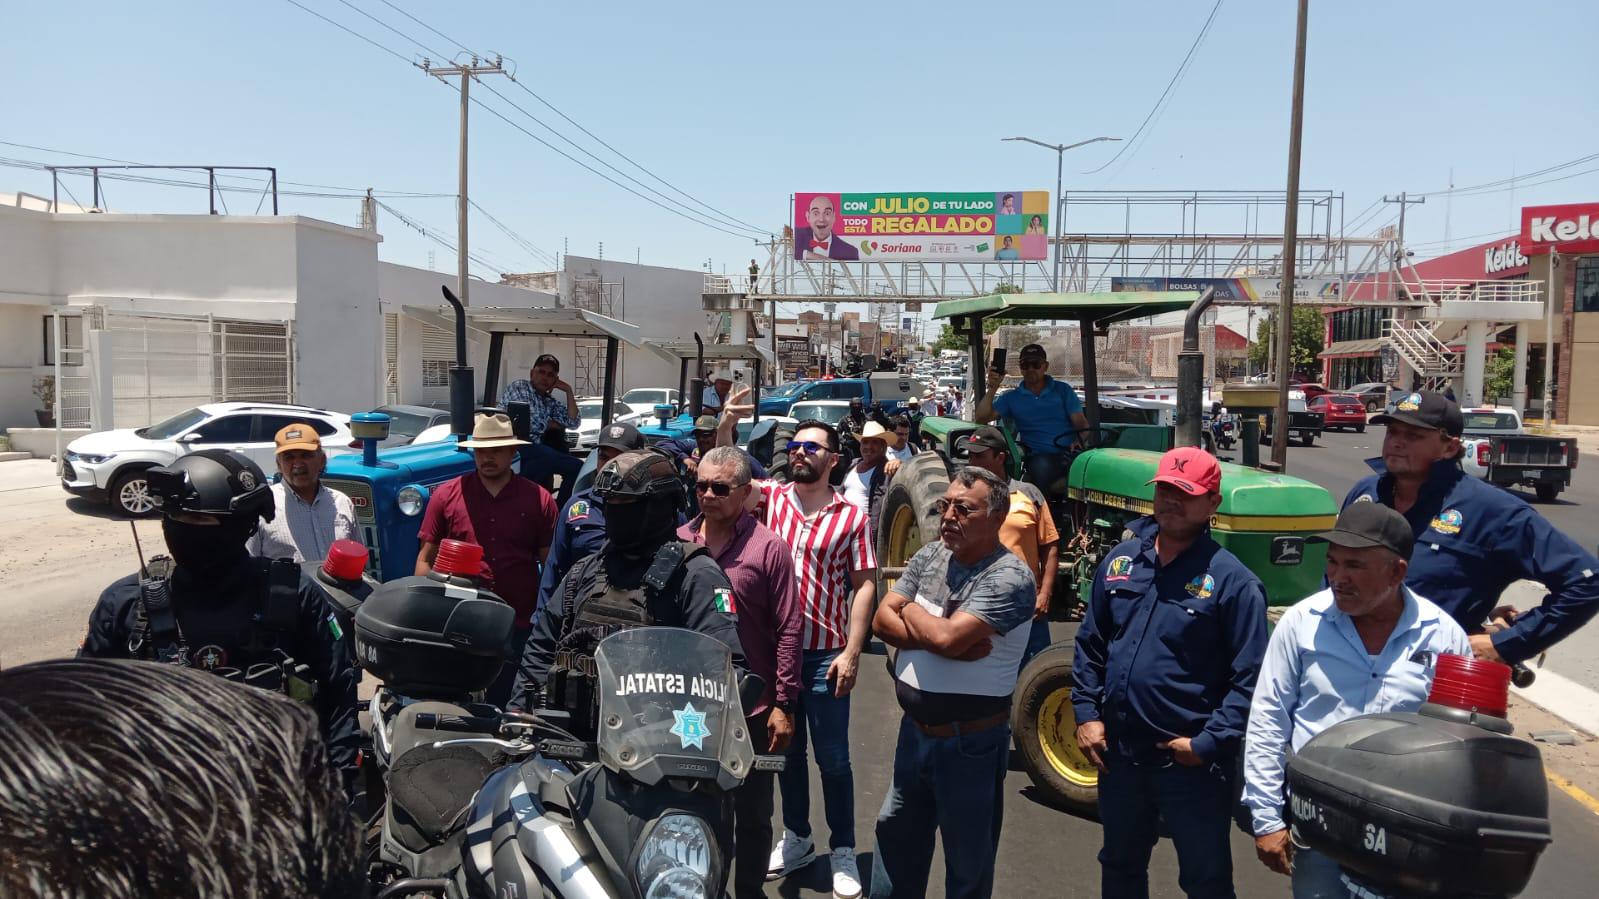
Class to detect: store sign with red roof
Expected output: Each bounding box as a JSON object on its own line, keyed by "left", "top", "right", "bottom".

{"left": 1520, "top": 202, "right": 1599, "bottom": 256}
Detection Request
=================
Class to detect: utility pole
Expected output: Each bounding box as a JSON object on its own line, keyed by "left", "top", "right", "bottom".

{"left": 423, "top": 55, "right": 506, "bottom": 309}
{"left": 1382, "top": 192, "right": 1426, "bottom": 268}
{"left": 1272, "top": 0, "right": 1310, "bottom": 469}
{"left": 1544, "top": 252, "right": 1559, "bottom": 428}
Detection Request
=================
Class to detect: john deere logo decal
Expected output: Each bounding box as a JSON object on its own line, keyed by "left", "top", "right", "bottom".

{"left": 1430, "top": 508, "right": 1463, "bottom": 535}
{"left": 1106, "top": 555, "right": 1134, "bottom": 582}
{"left": 1186, "top": 573, "right": 1216, "bottom": 599}
{"left": 1397, "top": 393, "right": 1422, "bottom": 412}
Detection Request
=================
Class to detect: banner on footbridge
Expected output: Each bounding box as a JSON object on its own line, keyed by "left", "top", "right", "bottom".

{"left": 794, "top": 191, "right": 1050, "bottom": 263}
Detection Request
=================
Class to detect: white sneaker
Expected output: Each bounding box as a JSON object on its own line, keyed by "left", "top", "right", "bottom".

{"left": 766, "top": 830, "right": 816, "bottom": 881}
{"left": 831, "top": 847, "right": 862, "bottom": 899}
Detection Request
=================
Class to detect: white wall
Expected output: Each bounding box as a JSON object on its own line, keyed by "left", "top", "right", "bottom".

{"left": 563, "top": 255, "right": 709, "bottom": 392}
{"left": 295, "top": 224, "right": 383, "bottom": 412}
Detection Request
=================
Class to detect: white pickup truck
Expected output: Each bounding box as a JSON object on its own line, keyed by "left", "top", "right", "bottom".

{"left": 1459, "top": 407, "right": 1578, "bottom": 502}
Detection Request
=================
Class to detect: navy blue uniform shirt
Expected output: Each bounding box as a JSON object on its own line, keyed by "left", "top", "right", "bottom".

{"left": 1345, "top": 458, "right": 1599, "bottom": 663}
{"left": 536, "top": 487, "right": 608, "bottom": 615}
{"left": 78, "top": 553, "right": 361, "bottom": 776}
{"left": 1072, "top": 517, "right": 1268, "bottom": 763}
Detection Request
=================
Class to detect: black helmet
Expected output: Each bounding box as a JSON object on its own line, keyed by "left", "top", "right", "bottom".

{"left": 145, "top": 449, "right": 276, "bottom": 521}
{"left": 592, "top": 449, "right": 684, "bottom": 504}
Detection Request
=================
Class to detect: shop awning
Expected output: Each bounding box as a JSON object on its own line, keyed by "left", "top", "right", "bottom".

{"left": 1318, "top": 338, "right": 1384, "bottom": 359}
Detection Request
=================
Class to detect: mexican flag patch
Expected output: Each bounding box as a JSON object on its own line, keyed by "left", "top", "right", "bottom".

{"left": 712, "top": 587, "right": 737, "bottom": 614}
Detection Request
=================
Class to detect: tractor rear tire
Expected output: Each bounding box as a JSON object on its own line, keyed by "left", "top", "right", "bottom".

{"left": 1011, "top": 644, "right": 1100, "bottom": 816}
{"left": 875, "top": 452, "right": 951, "bottom": 595}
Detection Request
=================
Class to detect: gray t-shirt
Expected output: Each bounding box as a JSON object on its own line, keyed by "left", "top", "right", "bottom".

{"left": 890, "top": 542, "right": 1036, "bottom": 723}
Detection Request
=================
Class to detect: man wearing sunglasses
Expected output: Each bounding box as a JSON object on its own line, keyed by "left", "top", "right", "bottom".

{"left": 678, "top": 446, "right": 803, "bottom": 899}
{"left": 1072, "top": 447, "right": 1268, "bottom": 899}
{"left": 870, "top": 465, "right": 1037, "bottom": 898}
{"left": 717, "top": 387, "right": 877, "bottom": 899}
{"left": 973, "top": 343, "right": 1090, "bottom": 494}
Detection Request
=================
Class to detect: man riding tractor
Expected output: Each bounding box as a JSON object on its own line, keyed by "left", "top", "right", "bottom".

{"left": 972, "top": 343, "right": 1091, "bottom": 498}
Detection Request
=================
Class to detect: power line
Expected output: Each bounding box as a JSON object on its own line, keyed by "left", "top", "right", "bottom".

{"left": 326, "top": 0, "right": 763, "bottom": 237}
{"left": 281, "top": 0, "right": 414, "bottom": 66}
{"left": 375, "top": 199, "right": 508, "bottom": 276}
{"left": 368, "top": 0, "right": 765, "bottom": 234}
{"left": 1414, "top": 152, "right": 1599, "bottom": 199}
{"left": 1084, "top": 0, "right": 1224, "bottom": 176}
{"left": 469, "top": 199, "right": 559, "bottom": 268}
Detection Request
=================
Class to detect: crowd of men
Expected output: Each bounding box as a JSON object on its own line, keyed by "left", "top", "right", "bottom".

{"left": 13, "top": 336, "right": 1599, "bottom": 899}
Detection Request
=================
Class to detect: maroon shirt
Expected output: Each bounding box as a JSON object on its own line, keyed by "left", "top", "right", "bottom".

{"left": 680, "top": 511, "right": 801, "bottom": 715}
{"left": 419, "top": 472, "right": 556, "bottom": 625}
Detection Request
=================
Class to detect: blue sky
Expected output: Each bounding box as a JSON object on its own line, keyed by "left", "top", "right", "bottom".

{"left": 4, "top": 0, "right": 1597, "bottom": 285}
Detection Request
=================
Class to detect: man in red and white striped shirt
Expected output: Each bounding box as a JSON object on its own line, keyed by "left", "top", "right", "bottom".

{"left": 719, "top": 389, "right": 877, "bottom": 899}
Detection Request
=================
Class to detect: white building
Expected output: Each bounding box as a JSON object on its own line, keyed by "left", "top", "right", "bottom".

{"left": 0, "top": 202, "right": 723, "bottom": 440}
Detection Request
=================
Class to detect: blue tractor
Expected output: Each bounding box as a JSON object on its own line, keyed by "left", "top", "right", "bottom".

{"left": 321, "top": 287, "right": 642, "bottom": 580}
{"left": 635, "top": 335, "right": 781, "bottom": 443}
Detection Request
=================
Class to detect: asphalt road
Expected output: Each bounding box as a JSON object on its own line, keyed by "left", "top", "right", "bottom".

{"left": 1242, "top": 423, "right": 1599, "bottom": 696}
{"left": 757, "top": 624, "right": 1599, "bottom": 898}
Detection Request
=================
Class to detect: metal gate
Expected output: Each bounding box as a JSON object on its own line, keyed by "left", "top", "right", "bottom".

{"left": 54, "top": 309, "right": 294, "bottom": 431}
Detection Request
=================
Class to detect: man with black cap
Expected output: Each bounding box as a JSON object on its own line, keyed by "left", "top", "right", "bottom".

{"left": 661, "top": 413, "right": 768, "bottom": 491}
{"left": 535, "top": 420, "right": 645, "bottom": 613}
{"left": 1243, "top": 501, "right": 1470, "bottom": 894}
{"left": 78, "top": 448, "right": 361, "bottom": 786}
{"left": 1072, "top": 446, "right": 1268, "bottom": 899}
{"left": 974, "top": 343, "right": 1091, "bottom": 493}
{"left": 512, "top": 449, "right": 746, "bottom": 720}
{"left": 1346, "top": 390, "right": 1599, "bottom": 665}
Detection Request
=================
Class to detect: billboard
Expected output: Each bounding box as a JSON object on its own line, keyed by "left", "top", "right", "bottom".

{"left": 1520, "top": 202, "right": 1599, "bottom": 256}
{"left": 794, "top": 191, "right": 1050, "bottom": 262}
{"left": 1111, "top": 276, "right": 1344, "bottom": 303}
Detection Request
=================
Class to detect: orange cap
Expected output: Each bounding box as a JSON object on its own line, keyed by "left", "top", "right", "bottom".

{"left": 274, "top": 422, "right": 322, "bottom": 454}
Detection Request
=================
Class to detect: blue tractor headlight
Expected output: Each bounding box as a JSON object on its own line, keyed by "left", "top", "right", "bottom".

{"left": 636, "top": 814, "right": 714, "bottom": 899}
{"left": 396, "top": 483, "right": 429, "bottom": 517}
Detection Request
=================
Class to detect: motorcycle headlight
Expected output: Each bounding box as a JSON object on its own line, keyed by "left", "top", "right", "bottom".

{"left": 636, "top": 814, "right": 714, "bottom": 899}
{"left": 396, "top": 483, "right": 429, "bottom": 517}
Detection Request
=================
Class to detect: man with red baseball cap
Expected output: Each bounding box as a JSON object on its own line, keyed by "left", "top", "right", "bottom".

{"left": 1072, "top": 445, "right": 1268, "bottom": 898}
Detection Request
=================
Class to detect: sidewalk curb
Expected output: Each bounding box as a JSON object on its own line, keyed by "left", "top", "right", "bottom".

{"left": 1512, "top": 666, "right": 1599, "bottom": 739}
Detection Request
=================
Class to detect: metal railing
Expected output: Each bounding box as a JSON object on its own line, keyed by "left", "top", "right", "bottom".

{"left": 1399, "top": 279, "right": 1544, "bottom": 305}
{"left": 1383, "top": 318, "right": 1463, "bottom": 378}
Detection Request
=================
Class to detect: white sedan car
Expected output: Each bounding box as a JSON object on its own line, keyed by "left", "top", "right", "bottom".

{"left": 61, "top": 402, "right": 353, "bottom": 516}
{"left": 570, "top": 398, "right": 644, "bottom": 451}
{"left": 619, "top": 387, "right": 681, "bottom": 418}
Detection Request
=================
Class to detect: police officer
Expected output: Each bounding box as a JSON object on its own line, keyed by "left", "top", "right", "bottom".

{"left": 1072, "top": 446, "right": 1268, "bottom": 899}
{"left": 511, "top": 450, "right": 747, "bottom": 720}
{"left": 534, "top": 421, "right": 646, "bottom": 612}
{"left": 1348, "top": 390, "right": 1599, "bottom": 664}
{"left": 77, "top": 449, "right": 361, "bottom": 781}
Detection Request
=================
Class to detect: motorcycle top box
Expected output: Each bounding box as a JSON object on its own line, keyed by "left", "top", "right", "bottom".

{"left": 354, "top": 541, "right": 515, "bottom": 699}
{"left": 1285, "top": 655, "right": 1551, "bottom": 898}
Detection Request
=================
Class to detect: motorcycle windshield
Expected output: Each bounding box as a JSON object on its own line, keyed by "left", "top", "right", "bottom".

{"left": 594, "top": 627, "right": 754, "bottom": 791}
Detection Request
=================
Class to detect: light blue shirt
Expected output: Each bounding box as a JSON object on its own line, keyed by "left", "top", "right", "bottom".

{"left": 991, "top": 375, "right": 1084, "bottom": 454}
{"left": 1242, "top": 586, "right": 1471, "bottom": 836}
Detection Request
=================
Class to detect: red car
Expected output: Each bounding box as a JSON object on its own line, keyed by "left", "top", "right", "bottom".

{"left": 1308, "top": 393, "right": 1368, "bottom": 432}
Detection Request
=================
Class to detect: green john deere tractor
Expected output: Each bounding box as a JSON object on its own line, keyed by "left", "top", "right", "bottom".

{"left": 876, "top": 289, "right": 1337, "bottom": 813}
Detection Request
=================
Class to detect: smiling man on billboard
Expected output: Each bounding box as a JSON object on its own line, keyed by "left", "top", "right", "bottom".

{"left": 796, "top": 194, "right": 860, "bottom": 261}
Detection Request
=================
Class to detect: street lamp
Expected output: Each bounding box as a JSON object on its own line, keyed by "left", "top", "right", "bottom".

{"left": 1002, "top": 135, "right": 1121, "bottom": 292}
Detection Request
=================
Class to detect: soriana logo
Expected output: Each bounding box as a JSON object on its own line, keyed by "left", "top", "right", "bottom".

{"left": 1521, "top": 202, "right": 1599, "bottom": 256}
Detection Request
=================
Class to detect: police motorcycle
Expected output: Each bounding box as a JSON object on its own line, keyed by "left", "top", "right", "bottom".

{"left": 370, "top": 627, "right": 777, "bottom": 899}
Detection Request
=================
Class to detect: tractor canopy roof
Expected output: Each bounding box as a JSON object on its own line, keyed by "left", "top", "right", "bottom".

{"left": 932, "top": 290, "right": 1197, "bottom": 327}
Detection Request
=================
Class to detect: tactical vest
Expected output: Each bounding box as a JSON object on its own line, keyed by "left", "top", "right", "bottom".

{"left": 548, "top": 541, "right": 708, "bottom": 734}
{"left": 129, "top": 556, "right": 318, "bottom": 702}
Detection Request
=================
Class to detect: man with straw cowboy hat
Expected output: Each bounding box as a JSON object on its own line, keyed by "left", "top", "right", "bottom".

{"left": 415, "top": 411, "right": 559, "bottom": 706}
{"left": 841, "top": 420, "right": 900, "bottom": 522}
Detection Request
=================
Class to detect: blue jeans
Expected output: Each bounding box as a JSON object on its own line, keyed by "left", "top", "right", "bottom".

{"left": 1097, "top": 753, "right": 1237, "bottom": 899}
{"left": 778, "top": 648, "right": 856, "bottom": 850}
{"left": 525, "top": 441, "right": 581, "bottom": 506}
{"left": 869, "top": 715, "right": 1010, "bottom": 899}
{"left": 1291, "top": 846, "right": 1387, "bottom": 899}
{"left": 1019, "top": 617, "right": 1053, "bottom": 672}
